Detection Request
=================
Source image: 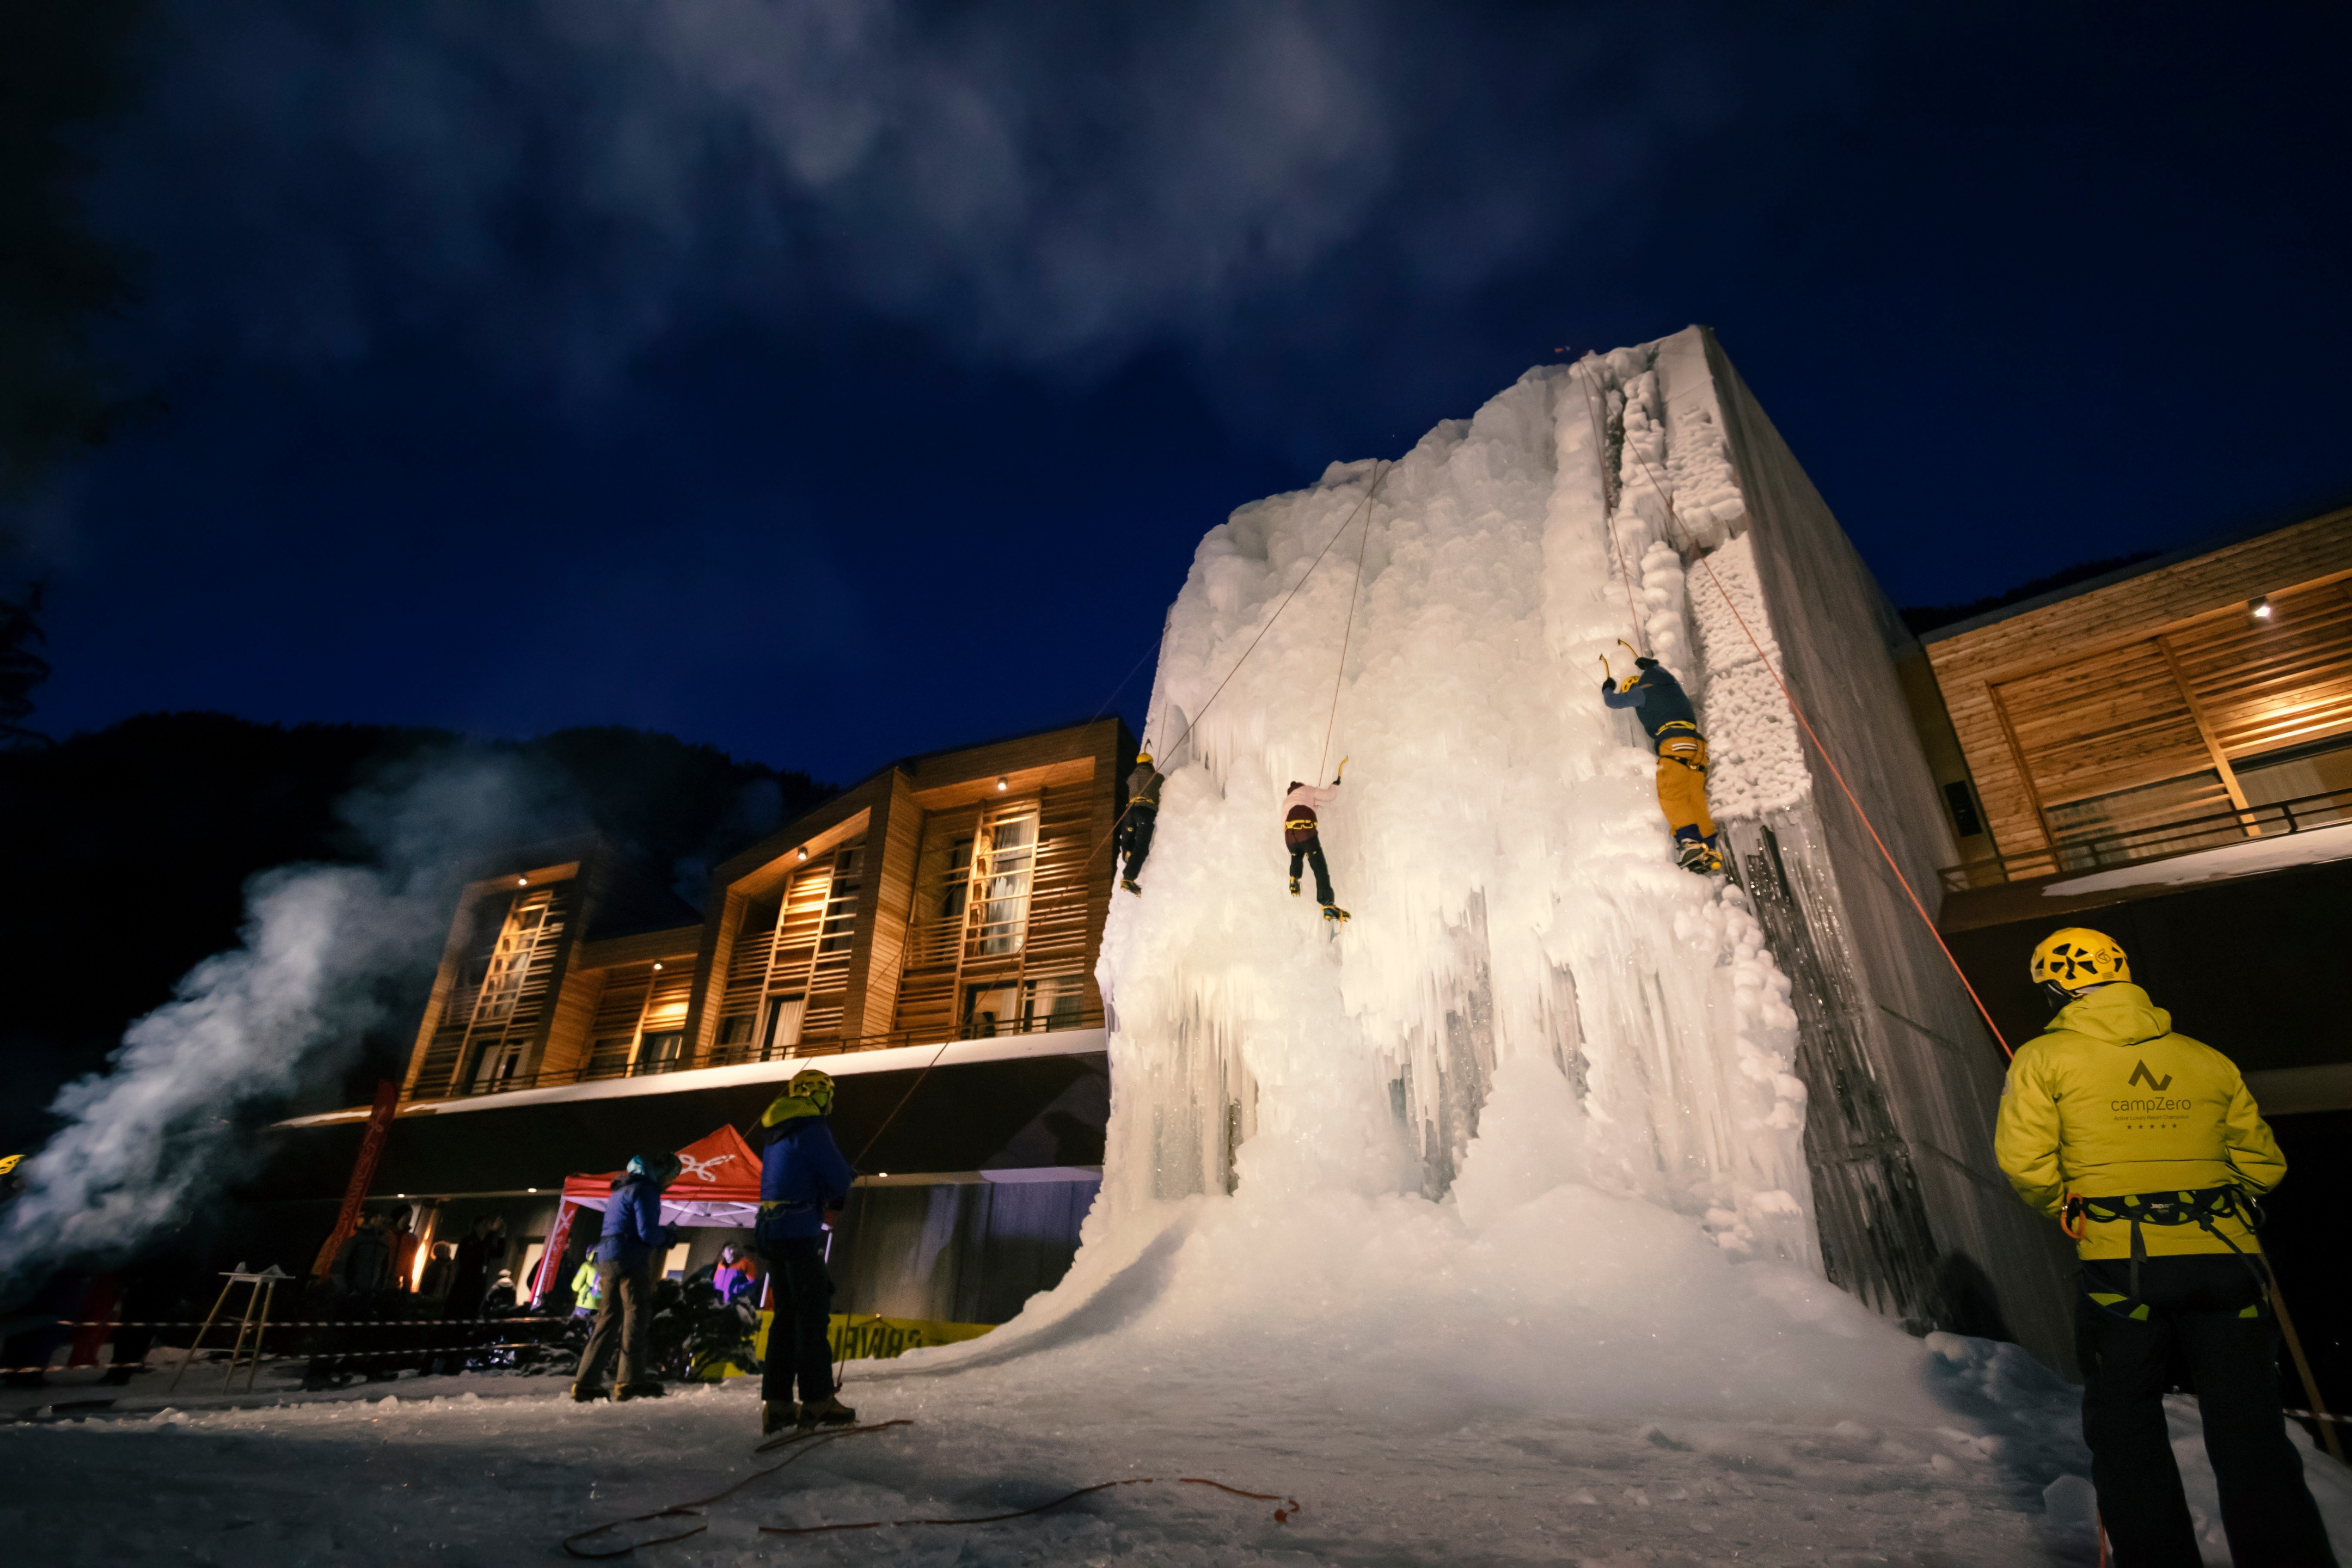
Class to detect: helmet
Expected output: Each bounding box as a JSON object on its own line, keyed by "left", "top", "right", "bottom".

{"left": 2029, "top": 928, "right": 2130, "bottom": 993}
{"left": 627, "top": 1151, "right": 683, "bottom": 1183}
{"left": 787, "top": 1067, "right": 836, "bottom": 1113}
{"left": 1136, "top": 750, "right": 1153, "bottom": 765}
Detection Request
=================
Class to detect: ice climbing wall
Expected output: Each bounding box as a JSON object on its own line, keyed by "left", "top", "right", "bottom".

{"left": 1097, "top": 330, "right": 1815, "bottom": 1269}
{"left": 1095, "top": 326, "right": 2073, "bottom": 1370}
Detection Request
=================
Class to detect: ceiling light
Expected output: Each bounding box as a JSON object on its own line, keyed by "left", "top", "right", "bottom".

{"left": 995, "top": 776, "right": 1009, "bottom": 792}
{"left": 796, "top": 846, "right": 809, "bottom": 861}
{"left": 652, "top": 962, "right": 663, "bottom": 971}
{"left": 526, "top": 1187, "right": 538, "bottom": 1193}
{"left": 2250, "top": 596, "right": 2273, "bottom": 621}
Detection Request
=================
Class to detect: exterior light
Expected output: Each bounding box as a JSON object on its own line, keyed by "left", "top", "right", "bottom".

{"left": 652, "top": 962, "right": 663, "bottom": 971}
{"left": 2251, "top": 596, "right": 2273, "bottom": 621}
{"left": 396, "top": 1193, "right": 406, "bottom": 1199}
{"left": 527, "top": 1187, "right": 538, "bottom": 1193}
{"left": 879, "top": 1172, "right": 889, "bottom": 1178}
{"left": 996, "top": 776, "right": 1009, "bottom": 792}
{"left": 797, "top": 845, "right": 809, "bottom": 861}
{"left": 517, "top": 876, "right": 528, "bottom": 886}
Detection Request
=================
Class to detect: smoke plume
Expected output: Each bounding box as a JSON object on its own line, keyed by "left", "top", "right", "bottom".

{"left": 0, "top": 752, "right": 555, "bottom": 1285}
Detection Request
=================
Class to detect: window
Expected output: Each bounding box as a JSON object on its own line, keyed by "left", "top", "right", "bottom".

{"left": 940, "top": 837, "right": 975, "bottom": 919}
{"left": 636, "top": 1031, "right": 685, "bottom": 1070}
{"left": 763, "top": 995, "right": 807, "bottom": 1056}
{"left": 973, "top": 815, "right": 1035, "bottom": 957}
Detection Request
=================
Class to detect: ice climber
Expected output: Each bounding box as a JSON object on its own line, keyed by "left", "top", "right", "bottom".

{"left": 1994, "top": 928, "right": 2337, "bottom": 1568}
{"left": 1282, "top": 768, "right": 1349, "bottom": 922}
{"left": 1600, "top": 654, "right": 1723, "bottom": 875}
{"left": 752, "top": 1067, "right": 859, "bottom": 1436}
{"left": 1117, "top": 749, "right": 1165, "bottom": 894}
{"left": 571, "top": 1150, "right": 683, "bottom": 1403}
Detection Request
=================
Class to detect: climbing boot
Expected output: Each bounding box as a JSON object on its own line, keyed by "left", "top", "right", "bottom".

{"left": 797, "top": 1395, "right": 857, "bottom": 1428}
{"left": 615, "top": 1381, "right": 667, "bottom": 1402}
{"left": 1120, "top": 877, "right": 1141, "bottom": 895}
{"left": 1676, "top": 841, "right": 1723, "bottom": 876}
{"left": 1321, "top": 903, "right": 1351, "bottom": 923}
{"left": 762, "top": 1400, "right": 797, "bottom": 1436}
{"left": 1288, "top": 877, "right": 1301, "bottom": 897}
{"left": 570, "top": 1382, "right": 609, "bottom": 1403}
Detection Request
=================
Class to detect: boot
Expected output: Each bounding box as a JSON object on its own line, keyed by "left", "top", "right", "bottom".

{"left": 762, "top": 1400, "right": 797, "bottom": 1436}
{"left": 1288, "top": 877, "right": 1300, "bottom": 896}
{"left": 1675, "top": 841, "right": 1723, "bottom": 876}
{"left": 1120, "top": 877, "right": 1141, "bottom": 895}
{"left": 1321, "top": 903, "right": 1350, "bottom": 923}
{"left": 796, "top": 1394, "right": 857, "bottom": 1428}
{"left": 570, "top": 1382, "right": 608, "bottom": 1403}
{"left": 615, "top": 1381, "right": 667, "bottom": 1401}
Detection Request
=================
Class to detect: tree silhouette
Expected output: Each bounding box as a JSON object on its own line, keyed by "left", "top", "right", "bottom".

{"left": 0, "top": 582, "right": 52, "bottom": 747}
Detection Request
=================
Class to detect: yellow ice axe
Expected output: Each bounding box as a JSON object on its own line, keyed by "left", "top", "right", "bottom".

{"left": 1334, "top": 755, "right": 1350, "bottom": 782}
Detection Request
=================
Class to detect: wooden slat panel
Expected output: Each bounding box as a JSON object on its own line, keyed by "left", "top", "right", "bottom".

{"left": 1992, "top": 640, "right": 2210, "bottom": 807}
{"left": 2169, "top": 581, "right": 2352, "bottom": 761}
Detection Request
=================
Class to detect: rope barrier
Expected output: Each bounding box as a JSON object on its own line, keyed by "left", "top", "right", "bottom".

{"left": 28, "top": 1315, "right": 566, "bottom": 1331}
{"left": 0, "top": 1340, "right": 561, "bottom": 1377}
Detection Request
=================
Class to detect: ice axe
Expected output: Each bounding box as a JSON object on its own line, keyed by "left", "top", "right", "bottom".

{"left": 1334, "top": 755, "right": 1349, "bottom": 783}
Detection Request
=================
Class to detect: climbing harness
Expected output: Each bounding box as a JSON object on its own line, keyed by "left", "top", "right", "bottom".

{"left": 2062, "top": 1185, "right": 2271, "bottom": 1319}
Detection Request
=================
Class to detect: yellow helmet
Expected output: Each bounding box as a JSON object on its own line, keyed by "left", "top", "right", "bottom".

{"left": 787, "top": 1067, "right": 836, "bottom": 1112}
{"left": 1136, "top": 749, "right": 1153, "bottom": 765}
{"left": 2029, "top": 928, "right": 2130, "bottom": 993}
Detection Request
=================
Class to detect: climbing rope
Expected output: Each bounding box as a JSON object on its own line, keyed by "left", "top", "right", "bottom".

{"left": 1317, "top": 473, "right": 1379, "bottom": 781}
{"left": 1605, "top": 427, "right": 2013, "bottom": 1057}
{"left": 556, "top": 1418, "right": 1299, "bottom": 1557}
{"left": 1571, "top": 361, "right": 1650, "bottom": 650}
{"left": 1088, "top": 460, "right": 1391, "bottom": 867}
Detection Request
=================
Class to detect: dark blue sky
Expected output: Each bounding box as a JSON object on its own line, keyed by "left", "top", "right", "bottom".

{"left": 24, "top": 3, "right": 2351, "bottom": 782}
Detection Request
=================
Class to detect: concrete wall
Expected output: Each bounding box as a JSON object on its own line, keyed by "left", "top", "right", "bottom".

{"left": 1701, "top": 329, "right": 2079, "bottom": 1372}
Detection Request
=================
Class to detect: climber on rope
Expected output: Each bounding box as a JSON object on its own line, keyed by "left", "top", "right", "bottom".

{"left": 1116, "top": 748, "right": 1165, "bottom": 895}
{"left": 1282, "top": 762, "right": 1349, "bottom": 923}
{"left": 1600, "top": 650, "right": 1723, "bottom": 875}
{"left": 1994, "top": 928, "right": 2335, "bottom": 1568}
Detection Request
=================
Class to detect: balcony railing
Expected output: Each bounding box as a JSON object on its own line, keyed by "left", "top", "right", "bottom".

{"left": 1938, "top": 786, "right": 2352, "bottom": 892}
{"left": 418, "top": 1004, "right": 1106, "bottom": 1103}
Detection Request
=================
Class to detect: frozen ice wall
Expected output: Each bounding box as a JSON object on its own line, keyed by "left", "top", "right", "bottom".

{"left": 1095, "top": 327, "right": 1817, "bottom": 1265}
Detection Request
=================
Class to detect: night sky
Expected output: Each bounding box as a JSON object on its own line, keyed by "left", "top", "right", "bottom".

{"left": 19, "top": 4, "right": 2351, "bottom": 784}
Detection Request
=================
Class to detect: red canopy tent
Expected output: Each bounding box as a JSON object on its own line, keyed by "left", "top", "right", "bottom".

{"left": 531, "top": 1125, "right": 764, "bottom": 1303}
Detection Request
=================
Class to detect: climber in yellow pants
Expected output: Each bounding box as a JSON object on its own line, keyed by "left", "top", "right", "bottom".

{"left": 1601, "top": 654, "right": 1724, "bottom": 875}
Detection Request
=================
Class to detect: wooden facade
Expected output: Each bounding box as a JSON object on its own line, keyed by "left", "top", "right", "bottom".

{"left": 395, "top": 720, "right": 1129, "bottom": 1103}
{"left": 1922, "top": 508, "right": 2352, "bottom": 880}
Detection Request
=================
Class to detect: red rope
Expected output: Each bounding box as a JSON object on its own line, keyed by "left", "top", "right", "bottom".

{"left": 759, "top": 1474, "right": 1301, "bottom": 1535}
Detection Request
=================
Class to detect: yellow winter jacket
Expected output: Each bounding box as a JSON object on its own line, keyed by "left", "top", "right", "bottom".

{"left": 1993, "top": 983, "right": 2285, "bottom": 1260}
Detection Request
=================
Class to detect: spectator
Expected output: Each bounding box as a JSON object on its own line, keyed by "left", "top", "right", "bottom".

{"left": 572, "top": 1153, "right": 682, "bottom": 1402}
{"left": 385, "top": 1210, "right": 420, "bottom": 1293}
{"left": 445, "top": 1216, "right": 505, "bottom": 1321}
{"left": 418, "top": 1244, "right": 456, "bottom": 1302}
{"left": 711, "top": 1243, "right": 758, "bottom": 1306}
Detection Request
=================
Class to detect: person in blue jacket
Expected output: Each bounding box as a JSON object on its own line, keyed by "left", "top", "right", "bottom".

{"left": 1601, "top": 653, "right": 1723, "bottom": 875}
{"left": 571, "top": 1150, "right": 682, "bottom": 1401}
{"left": 752, "top": 1068, "right": 858, "bottom": 1436}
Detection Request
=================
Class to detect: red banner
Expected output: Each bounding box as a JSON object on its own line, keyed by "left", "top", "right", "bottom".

{"left": 310, "top": 1080, "right": 400, "bottom": 1279}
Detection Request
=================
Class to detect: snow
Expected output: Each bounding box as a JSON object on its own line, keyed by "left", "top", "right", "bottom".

{"left": 10, "top": 332, "right": 2347, "bottom": 1562}
{"left": 2041, "top": 820, "right": 2352, "bottom": 896}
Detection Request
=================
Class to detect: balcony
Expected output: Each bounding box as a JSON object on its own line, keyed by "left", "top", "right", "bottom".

{"left": 1938, "top": 786, "right": 2352, "bottom": 892}
{"left": 415, "top": 1003, "right": 1106, "bottom": 1103}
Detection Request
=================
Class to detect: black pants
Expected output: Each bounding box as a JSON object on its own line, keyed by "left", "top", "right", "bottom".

{"left": 574, "top": 1260, "right": 656, "bottom": 1389}
{"left": 1288, "top": 838, "right": 1333, "bottom": 905}
{"left": 759, "top": 1236, "right": 836, "bottom": 1405}
{"left": 1116, "top": 805, "right": 1157, "bottom": 883}
{"left": 2077, "top": 1255, "right": 2337, "bottom": 1568}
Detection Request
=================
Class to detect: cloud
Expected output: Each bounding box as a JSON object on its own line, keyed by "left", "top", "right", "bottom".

{"left": 95, "top": 2, "right": 1805, "bottom": 385}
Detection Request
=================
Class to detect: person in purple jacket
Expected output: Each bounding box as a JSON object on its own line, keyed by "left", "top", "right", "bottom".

{"left": 571, "top": 1151, "right": 682, "bottom": 1402}
{"left": 752, "top": 1068, "right": 858, "bottom": 1436}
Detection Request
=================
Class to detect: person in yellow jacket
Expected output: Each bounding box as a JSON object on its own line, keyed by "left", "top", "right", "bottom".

{"left": 1994, "top": 928, "right": 2335, "bottom": 1568}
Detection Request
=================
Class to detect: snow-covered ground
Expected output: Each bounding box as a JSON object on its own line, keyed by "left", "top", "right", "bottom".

{"left": 8, "top": 1205, "right": 2348, "bottom": 1567}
